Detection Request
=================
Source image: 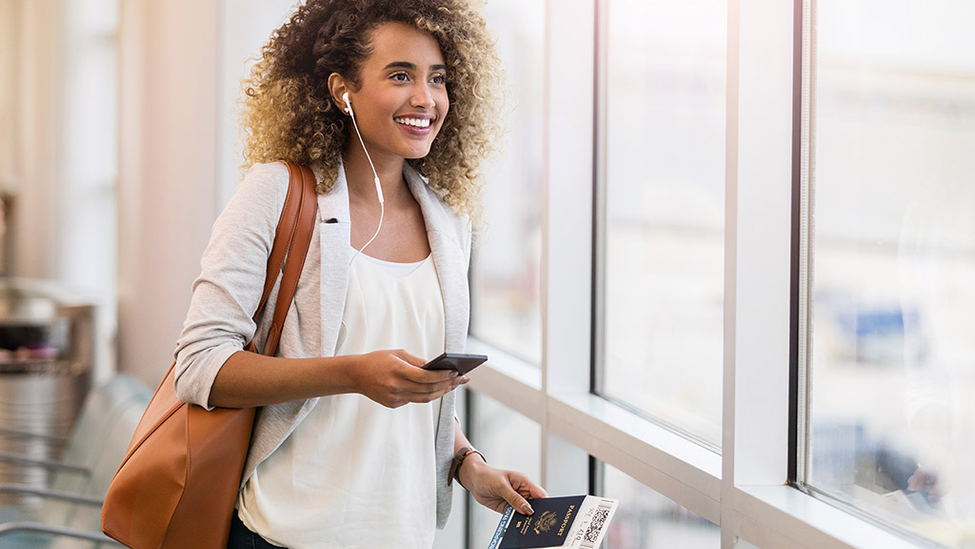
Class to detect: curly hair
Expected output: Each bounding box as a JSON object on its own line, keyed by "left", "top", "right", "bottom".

{"left": 240, "top": 0, "right": 504, "bottom": 222}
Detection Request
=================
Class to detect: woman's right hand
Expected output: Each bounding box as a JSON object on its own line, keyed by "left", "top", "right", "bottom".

{"left": 349, "top": 349, "right": 468, "bottom": 408}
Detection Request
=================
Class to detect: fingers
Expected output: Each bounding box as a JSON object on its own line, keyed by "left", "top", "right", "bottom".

{"left": 465, "top": 466, "right": 547, "bottom": 517}
{"left": 501, "top": 484, "right": 535, "bottom": 516}
{"left": 388, "top": 349, "right": 463, "bottom": 384}
{"left": 358, "top": 349, "right": 470, "bottom": 407}
{"left": 508, "top": 472, "right": 548, "bottom": 505}
{"left": 516, "top": 474, "right": 548, "bottom": 499}
{"left": 493, "top": 471, "right": 544, "bottom": 515}
{"left": 403, "top": 376, "right": 469, "bottom": 402}
{"left": 392, "top": 349, "right": 427, "bottom": 368}
{"left": 398, "top": 363, "right": 467, "bottom": 390}
{"left": 526, "top": 481, "right": 548, "bottom": 499}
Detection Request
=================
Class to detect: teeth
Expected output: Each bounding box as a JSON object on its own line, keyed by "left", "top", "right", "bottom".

{"left": 395, "top": 117, "right": 431, "bottom": 128}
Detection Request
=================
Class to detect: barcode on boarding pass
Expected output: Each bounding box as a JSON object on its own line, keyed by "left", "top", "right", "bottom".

{"left": 578, "top": 500, "right": 614, "bottom": 549}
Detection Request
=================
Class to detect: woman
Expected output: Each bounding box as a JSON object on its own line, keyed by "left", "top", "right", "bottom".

{"left": 173, "top": 1, "right": 546, "bottom": 547}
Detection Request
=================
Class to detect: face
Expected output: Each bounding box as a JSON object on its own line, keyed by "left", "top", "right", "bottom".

{"left": 337, "top": 22, "right": 449, "bottom": 164}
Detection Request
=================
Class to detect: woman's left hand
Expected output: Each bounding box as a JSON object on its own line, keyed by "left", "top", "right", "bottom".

{"left": 458, "top": 457, "right": 548, "bottom": 515}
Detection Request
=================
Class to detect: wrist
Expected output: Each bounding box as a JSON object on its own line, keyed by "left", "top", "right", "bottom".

{"left": 450, "top": 446, "right": 487, "bottom": 490}
{"left": 329, "top": 353, "right": 363, "bottom": 395}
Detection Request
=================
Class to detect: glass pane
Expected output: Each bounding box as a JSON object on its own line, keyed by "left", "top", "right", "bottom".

{"left": 601, "top": 463, "right": 719, "bottom": 548}
{"left": 470, "top": 0, "right": 545, "bottom": 365}
{"left": 218, "top": 0, "right": 295, "bottom": 207}
{"left": 600, "top": 0, "right": 726, "bottom": 447}
{"left": 467, "top": 392, "right": 542, "bottom": 549}
{"left": 807, "top": 1, "right": 975, "bottom": 546}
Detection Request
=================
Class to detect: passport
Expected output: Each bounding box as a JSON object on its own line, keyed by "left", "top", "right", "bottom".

{"left": 487, "top": 495, "right": 618, "bottom": 549}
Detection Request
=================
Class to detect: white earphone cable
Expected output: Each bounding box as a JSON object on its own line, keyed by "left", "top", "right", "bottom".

{"left": 344, "top": 94, "right": 385, "bottom": 265}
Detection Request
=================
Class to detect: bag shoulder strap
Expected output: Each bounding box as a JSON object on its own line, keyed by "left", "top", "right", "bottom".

{"left": 251, "top": 161, "right": 318, "bottom": 357}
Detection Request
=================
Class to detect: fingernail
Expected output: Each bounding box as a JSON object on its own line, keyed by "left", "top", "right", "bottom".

{"left": 450, "top": 371, "right": 459, "bottom": 377}
{"left": 522, "top": 502, "right": 534, "bottom": 515}
{"left": 460, "top": 376, "right": 470, "bottom": 384}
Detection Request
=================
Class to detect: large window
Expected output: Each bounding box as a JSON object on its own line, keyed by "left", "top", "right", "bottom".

{"left": 597, "top": 0, "right": 727, "bottom": 447}
{"left": 469, "top": 0, "right": 546, "bottom": 365}
{"left": 802, "top": 1, "right": 975, "bottom": 546}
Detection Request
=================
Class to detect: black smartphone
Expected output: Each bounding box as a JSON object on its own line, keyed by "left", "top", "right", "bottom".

{"left": 421, "top": 352, "right": 488, "bottom": 375}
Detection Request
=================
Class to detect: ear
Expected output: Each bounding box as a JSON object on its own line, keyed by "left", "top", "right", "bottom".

{"left": 327, "top": 72, "right": 351, "bottom": 114}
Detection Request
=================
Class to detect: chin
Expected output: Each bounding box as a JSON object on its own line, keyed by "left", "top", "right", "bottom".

{"left": 404, "top": 145, "right": 434, "bottom": 160}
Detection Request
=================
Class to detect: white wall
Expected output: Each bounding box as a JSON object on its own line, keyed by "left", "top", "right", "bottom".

{"left": 117, "top": 0, "right": 221, "bottom": 385}
{"left": 0, "top": 0, "right": 17, "bottom": 195}
{"left": 0, "top": 0, "right": 18, "bottom": 273}
{"left": 13, "top": 0, "right": 60, "bottom": 279}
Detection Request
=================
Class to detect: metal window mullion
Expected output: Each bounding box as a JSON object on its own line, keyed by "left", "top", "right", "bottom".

{"left": 591, "top": 0, "right": 609, "bottom": 397}
{"left": 795, "top": 0, "right": 817, "bottom": 485}
{"left": 591, "top": 0, "right": 610, "bottom": 499}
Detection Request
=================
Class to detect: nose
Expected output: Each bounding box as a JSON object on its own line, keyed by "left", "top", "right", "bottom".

{"left": 411, "top": 82, "right": 436, "bottom": 110}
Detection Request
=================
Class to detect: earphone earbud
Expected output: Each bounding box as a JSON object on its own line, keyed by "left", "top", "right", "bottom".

{"left": 342, "top": 92, "right": 352, "bottom": 115}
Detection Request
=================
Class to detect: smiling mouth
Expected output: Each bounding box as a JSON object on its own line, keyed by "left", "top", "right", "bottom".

{"left": 394, "top": 116, "right": 432, "bottom": 128}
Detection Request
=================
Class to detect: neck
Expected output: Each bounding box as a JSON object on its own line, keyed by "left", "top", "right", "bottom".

{"left": 342, "top": 142, "right": 408, "bottom": 205}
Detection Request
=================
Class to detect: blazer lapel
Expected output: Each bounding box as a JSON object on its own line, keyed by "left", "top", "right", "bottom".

{"left": 318, "top": 163, "right": 353, "bottom": 356}
{"left": 405, "top": 166, "right": 471, "bottom": 353}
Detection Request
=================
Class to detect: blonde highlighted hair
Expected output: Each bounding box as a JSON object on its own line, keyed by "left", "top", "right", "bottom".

{"left": 240, "top": 0, "right": 504, "bottom": 223}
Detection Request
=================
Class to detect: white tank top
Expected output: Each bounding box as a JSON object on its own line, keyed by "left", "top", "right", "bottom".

{"left": 238, "top": 252, "right": 445, "bottom": 549}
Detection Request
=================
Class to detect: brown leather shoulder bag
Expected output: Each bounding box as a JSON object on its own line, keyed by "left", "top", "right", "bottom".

{"left": 102, "top": 162, "right": 317, "bottom": 549}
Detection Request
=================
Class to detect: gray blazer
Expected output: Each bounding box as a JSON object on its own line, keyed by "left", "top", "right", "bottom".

{"left": 173, "top": 161, "right": 471, "bottom": 528}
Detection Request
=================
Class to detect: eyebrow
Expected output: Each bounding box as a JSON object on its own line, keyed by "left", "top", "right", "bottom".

{"left": 383, "top": 61, "right": 448, "bottom": 72}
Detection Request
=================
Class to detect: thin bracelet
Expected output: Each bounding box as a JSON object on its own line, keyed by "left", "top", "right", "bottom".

{"left": 449, "top": 446, "right": 486, "bottom": 488}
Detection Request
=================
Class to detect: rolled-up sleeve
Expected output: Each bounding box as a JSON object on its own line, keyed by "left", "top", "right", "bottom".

{"left": 173, "top": 163, "right": 287, "bottom": 409}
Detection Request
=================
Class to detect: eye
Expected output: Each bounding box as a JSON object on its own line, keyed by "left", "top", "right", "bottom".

{"left": 430, "top": 73, "right": 447, "bottom": 85}
{"left": 390, "top": 71, "right": 410, "bottom": 82}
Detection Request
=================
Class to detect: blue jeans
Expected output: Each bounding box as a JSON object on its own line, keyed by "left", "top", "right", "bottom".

{"left": 227, "top": 512, "right": 287, "bottom": 549}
